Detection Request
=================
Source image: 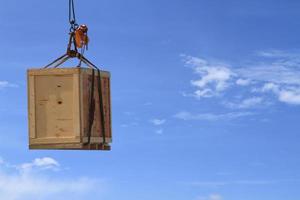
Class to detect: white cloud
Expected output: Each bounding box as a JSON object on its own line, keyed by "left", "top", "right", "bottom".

{"left": 0, "top": 173, "right": 99, "bottom": 200}
{"left": 183, "top": 50, "right": 300, "bottom": 106}
{"left": 0, "top": 81, "right": 18, "bottom": 89}
{"left": 196, "top": 194, "right": 223, "bottom": 200}
{"left": 0, "top": 157, "right": 104, "bottom": 200}
{"left": 236, "top": 78, "right": 251, "bottom": 86}
{"left": 209, "top": 194, "right": 223, "bottom": 200}
{"left": 174, "top": 111, "right": 253, "bottom": 121}
{"left": 262, "top": 82, "right": 279, "bottom": 93}
{"left": 150, "top": 119, "right": 166, "bottom": 126}
{"left": 256, "top": 49, "right": 300, "bottom": 59}
{"left": 256, "top": 50, "right": 292, "bottom": 58}
{"left": 194, "top": 88, "right": 214, "bottom": 98}
{"left": 190, "top": 66, "right": 232, "bottom": 91}
{"left": 261, "top": 83, "right": 300, "bottom": 105}
{"left": 224, "top": 97, "right": 263, "bottom": 109}
{"left": 20, "top": 157, "right": 60, "bottom": 172}
{"left": 183, "top": 55, "right": 234, "bottom": 98}
{"left": 278, "top": 89, "right": 300, "bottom": 105}
{"left": 236, "top": 64, "right": 300, "bottom": 86}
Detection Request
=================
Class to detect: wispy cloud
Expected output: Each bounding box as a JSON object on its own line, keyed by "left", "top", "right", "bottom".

{"left": 236, "top": 64, "right": 300, "bottom": 86}
{"left": 174, "top": 111, "right": 254, "bottom": 121}
{"left": 256, "top": 49, "right": 300, "bottom": 58}
{"left": 182, "top": 50, "right": 300, "bottom": 106}
{"left": 182, "top": 55, "right": 234, "bottom": 98}
{"left": 261, "top": 82, "right": 300, "bottom": 105}
{"left": 20, "top": 157, "right": 60, "bottom": 172}
{"left": 121, "top": 122, "right": 139, "bottom": 128}
{"left": 150, "top": 119, "right": 166, "bottom": 134}
{"left": 196, "top": 194, "right": 223, "bottom": 200}
{"left": 150, "top": 119, "right": 166, "bottom": 126}
{"left": 224, "top": 97, "right": 264, "bottom": 109}
{"left": 0, "top": 157, "right": 104, "bottom": 200}
{"left": 0, "top": 81, "right": 18, "bottom": 89}
{"left": 188, "top": 179, "right": 299, "bottom": 188}
{"left": 236, "top": 78, "right": 251, "bottom": 86}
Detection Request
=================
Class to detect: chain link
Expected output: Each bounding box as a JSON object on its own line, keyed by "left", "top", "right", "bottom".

{"left": 69, "top": 0, "right": 78, "bottom": 32}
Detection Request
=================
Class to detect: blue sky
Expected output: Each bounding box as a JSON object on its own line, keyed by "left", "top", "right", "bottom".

{"left": 1, "top": 0, "right": 300, "bottom": 199}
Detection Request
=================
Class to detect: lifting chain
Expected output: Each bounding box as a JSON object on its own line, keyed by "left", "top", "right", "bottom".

{"left": 69, "top": 0, "right": 78, "bottom": 32}
{"left": 68, "top": 0, "right": 89, "bottom": 66}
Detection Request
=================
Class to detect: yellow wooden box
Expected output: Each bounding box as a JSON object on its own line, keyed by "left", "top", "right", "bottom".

{"left": 27, "top": 67, "right": 112, "bottom": 150}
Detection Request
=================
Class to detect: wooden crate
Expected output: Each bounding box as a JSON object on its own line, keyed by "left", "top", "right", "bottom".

{"left": 27, "top": 67, "right": 112, "bottom": 150}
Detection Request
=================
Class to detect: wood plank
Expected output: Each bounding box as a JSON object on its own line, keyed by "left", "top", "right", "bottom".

{"left": 79, "top": 72, "right": 84, "bottom": 142}
{"left": 81, "top": 71, "right": 90, "bottom": 138}
{"left": 30, "top": 143, "right": 110, "bottom": 150}
{"left": 28, "top": 68, "right": 81, "bottom": 76}
{"left": 30, "top": 137, "right": 81, "bottom": 144}
{"left": 30, "top": 143, "right": 83, "bottom": 149}
{"left": 28, "top": 74, "right": 36, "bottom": 139}
{"left": 35, "top": 75, "right": 74, "bottom": 139}
{"left": 73, "top": 73, "right": 81, "bottom": 138}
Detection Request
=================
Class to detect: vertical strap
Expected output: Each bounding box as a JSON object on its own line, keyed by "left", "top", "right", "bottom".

{"left": 86, "top": 69, "right": 95, "bottom": 144}
{"left": 97, "top": 69, "right": 107, "bottom": 145}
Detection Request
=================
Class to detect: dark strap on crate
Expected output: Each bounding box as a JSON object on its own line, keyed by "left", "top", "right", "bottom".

{"left": 97, "top": 69, "right": 107, "bottom": 145}
{"left": 86, "top": 69, "right": 95, "bottom": 144}
{"left": 86, "top": 68, "right": 107, "bottom": 146}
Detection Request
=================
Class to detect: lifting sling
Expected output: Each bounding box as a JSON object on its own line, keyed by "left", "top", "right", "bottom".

{"left": 44, "top": 0, "right": 107, "bottom": 147}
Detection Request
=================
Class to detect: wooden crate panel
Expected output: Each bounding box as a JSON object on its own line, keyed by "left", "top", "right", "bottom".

{"left": 81, "top": 69, "right": 112, "bottom": 140}
{"left": 27, "top": 67, "right": 112, "bottom": 150}
{"left": 35, "top": 75, "right": 75, "bottom": 139}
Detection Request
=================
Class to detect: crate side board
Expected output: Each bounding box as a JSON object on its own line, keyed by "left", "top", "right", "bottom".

{"left": 108, "top": 72, "right": 112, "bottom": 142}
{"left": 73, "top": 73, "right": 81, "bottom": 140}
{"left": 30, "top": 137, "right": 82, "bottom": 145}
{"left": 28, "top": 68, "right": 82, "bottom": 146}
{"left": 28, "top": 73, "right": 36, "bottom": 140}
{"left": 28, "top": 68, "right": 81, "bottom": 76}
{"left": 30, "top": 143, "right": 111, "bottom": 151}
{"left": 27, "top": 68, "right": 110, "bottom": 77}
{"left": 80, "top": 69, "right": 112, "bottom": 142}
